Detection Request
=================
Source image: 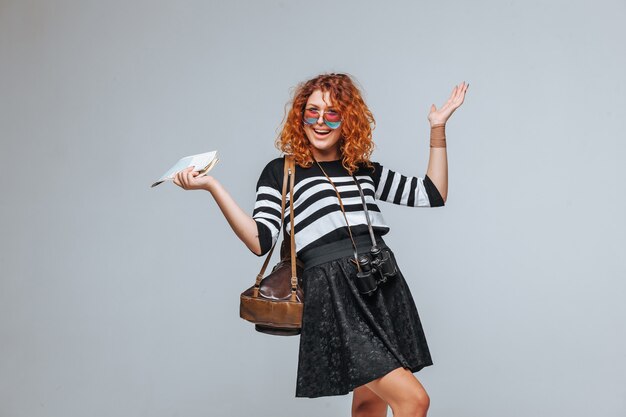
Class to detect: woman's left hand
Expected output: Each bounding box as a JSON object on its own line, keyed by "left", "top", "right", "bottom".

{"left": 428, "top": 81, "right": 469, "bottom": 126}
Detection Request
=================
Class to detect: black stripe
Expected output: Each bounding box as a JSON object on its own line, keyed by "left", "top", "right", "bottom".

{"left": 366, "top": 203, "right": 382, "bottom": 213}
{"left": 252, "top": 206, "right": 281, "bottom": 221}
{"left": 294, "top": 203, "right": 340, "bottom": 233}
{"left": 293, "top": 178, "right": 327, "bottom": 201}
{"left": 294, "top": 188, "right": 338, "bottom": 217}
{"left": 407, "top": 177, "right": 417, "bottom": 206}
{"left": 255, "top": 192, "right": 281, "bottom": 206}
{"left": 334, "top": 178, "right": 374, "bottom": 188}
{"left": 423, "top": 174, "right": 445, "bottom": 207}
{"left": 393, "top": 175, "right": 407, "bottom": 204}
{"left": 370, "top": 162, "right": 383, "bottom": 191}
{"left": 380, "top": 170, "right": 395, "bottom": 201}
{"left": 253, "top": 213, "right": 280, "bottom": 230}
{"left": 294, "top": 201, "right": 364, "bottom": 233}
{"left": 293, "top": 200, "right": 383, "bottom": 235}
{"left": 294, "top": 186, "right": 373, "bottom": 218}
{"left": 356, "top": 177, "right": 375, "bottom": 188}
{"left": 294, "top": 177, "right": 375, "bottom": 202}
{"left": 254, "top": 221, "right": 273, "bottom": 256}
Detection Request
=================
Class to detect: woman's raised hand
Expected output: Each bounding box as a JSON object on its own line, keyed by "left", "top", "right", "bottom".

{"left": 173, "top": 166, "right": 214, "bottom": 191}
{"left": 428, "top": 81, "right": 469, "bottom": 126}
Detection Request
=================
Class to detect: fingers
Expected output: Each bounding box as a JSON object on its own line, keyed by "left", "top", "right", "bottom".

{"left": 184, "top": 166, "right": 195, "bottom": 188}
{"left": 445, "top": 82, "right": 467, "bottom": 110}
{"left": 449, "top": 83, "right": 461, "bottom": 103}
{"left": 450, "top": 84, "right": 458, "bottom": 96}
{"left": 455, "top": 81, "right": 468, "bottom": 102}
{"left": 173, "top": 171, "right": 183, "bottom": 188}
{"left": 185, "top": 167, "right": 194, "bottom": 186}
{"left": 442, "top": 82, "right": 464, "bottom": 110}
{"left": 174, "top": 166, "right": 195, "bottom": 189}
{"left": 428, "top": 81, "right": 468, "bottom": 124}
{"left": 453, "top": 81, "right": 468, "bottom": 107}
{"left": 453, "top": 84, "right": 460, "bottom": 101}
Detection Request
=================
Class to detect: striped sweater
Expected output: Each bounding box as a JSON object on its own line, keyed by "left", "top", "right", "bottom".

{"left": 251, "top": 156, "right": 444, "bottom": 257}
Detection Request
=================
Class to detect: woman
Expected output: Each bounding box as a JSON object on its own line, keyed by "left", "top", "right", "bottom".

{"left": 174, "top": 73, "right": 468, "bottom": 417}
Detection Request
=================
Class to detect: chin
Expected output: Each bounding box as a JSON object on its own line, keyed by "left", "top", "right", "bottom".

{"left": 309, "top": 143, "right": 338, "bottom": 155}
{"left": 305, "top": 134, "right": 341, "bottom": 151}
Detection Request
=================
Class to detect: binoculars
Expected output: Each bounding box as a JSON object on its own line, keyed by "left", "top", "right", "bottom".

{"left": 353, "top": 246, "right": 399, "bottom": 295}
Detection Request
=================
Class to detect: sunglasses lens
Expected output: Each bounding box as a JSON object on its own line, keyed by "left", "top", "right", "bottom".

{"left": 303, "top": 108, "right": 342, "bottom": 129}
{"left": 303, "top": 109, "right": 319, "bottom": 120}
{"left": 324, "top": 111, "right": 341, "bottom": 123}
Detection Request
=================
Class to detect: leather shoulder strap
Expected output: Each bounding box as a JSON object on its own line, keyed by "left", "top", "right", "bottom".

{"left": 254, "top": 156, "right": 289, "bottom": 288}
{"left": 287, "top": 155, "right": 298, "bottom": 300}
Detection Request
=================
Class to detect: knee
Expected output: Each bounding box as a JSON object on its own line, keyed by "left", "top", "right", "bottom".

{"left": 395, "top": 392, "right": 430, "bottom": 416}
{"left": 418, "top": 391, "right": 430, "bottom": 412}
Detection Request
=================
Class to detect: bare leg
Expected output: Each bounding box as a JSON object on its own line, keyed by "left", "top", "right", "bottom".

{"left": 352, "top": 384, "right": 388, "bottom": 417}
{"left": 365, "top": 367, "right": 430, "bottom": 417}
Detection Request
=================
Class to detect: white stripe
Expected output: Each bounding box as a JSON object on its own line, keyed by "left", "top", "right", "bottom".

{"left": 415, "top": 177, "right": 431, "bottom": 207}
{"left": 253, "top": 211, "right": 280, "bottom": 224}
{"left": 400, "top": 177, "right": 411, "bottom": 205}
{"left": 293, "top": 180, "right": 374, "bottom": 222}
{"left": 253, "top": 197, "right": 282, "bottom": 213}
{"left": 257, "top": 185, "right": 283, "bottom": 199}
{"left": 255, "top": 217, "right": 279, "bottom": 234}
{"left": 376, "top": 168, "right": 390, "bottom": 199}
{"left": 295, "top": 205, "right": 389, "bottom": 251}
{"left": 388, "top": 172, "right": 402, "bottom": 202}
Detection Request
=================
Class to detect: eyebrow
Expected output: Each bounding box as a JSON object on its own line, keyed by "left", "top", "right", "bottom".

{"left": 306, "top": 104, "right": 338, "bottom": 109}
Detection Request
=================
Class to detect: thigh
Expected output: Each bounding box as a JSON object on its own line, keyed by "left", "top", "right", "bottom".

{"left": 352, "top": 385, "right": 388, "bottom": 417}
{"left": 364, "top": 367, "right": 429, "bottom": 412}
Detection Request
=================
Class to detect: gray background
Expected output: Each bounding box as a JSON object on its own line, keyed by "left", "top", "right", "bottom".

{"left": 1, "top": 0, "right": 625, "bottom": 416}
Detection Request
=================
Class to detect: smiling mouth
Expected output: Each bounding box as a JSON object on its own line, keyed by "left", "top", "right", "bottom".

{"left": 313, "top": 128, "right": 331, "bottom": 136}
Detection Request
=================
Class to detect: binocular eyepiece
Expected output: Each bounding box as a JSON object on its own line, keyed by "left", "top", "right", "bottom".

{"left": 354, "top": 246, "right": 399, "bottom": 295}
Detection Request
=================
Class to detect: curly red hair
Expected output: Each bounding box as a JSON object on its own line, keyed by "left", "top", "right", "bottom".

{"left": 275, "top": 73, "right": 376, "bottom": 175}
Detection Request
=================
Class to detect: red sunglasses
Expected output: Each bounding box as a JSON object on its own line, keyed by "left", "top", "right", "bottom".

{"left": 303, "top": 108, "right": 342, "bottom": 129}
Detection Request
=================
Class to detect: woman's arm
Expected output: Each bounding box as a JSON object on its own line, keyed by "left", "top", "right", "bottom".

{"left": 426, "top": 130, "right": 448, "bottom": 203}
{"left": 174, "top": 167, "right": 263, "bottom": 255}
{"left": 425, "top": 81, "right": 469, "bottom": 203}
{"left": 206, "top": 178, "right": 262, "bottom": 255}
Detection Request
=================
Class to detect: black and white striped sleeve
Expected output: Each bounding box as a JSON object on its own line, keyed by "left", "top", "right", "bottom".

{"left": 371, "top": 161, "right": 445, "bottom": 207}
{"left": 251, "top": 158, "right": 285, "bottom": 256}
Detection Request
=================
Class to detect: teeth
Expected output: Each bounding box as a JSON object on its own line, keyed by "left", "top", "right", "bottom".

{"left": 314, "top": 129, "right": 330, "bottom": 134}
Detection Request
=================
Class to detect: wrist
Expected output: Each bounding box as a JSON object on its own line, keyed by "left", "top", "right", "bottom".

{"left": 204, "top": 176, "right": 217, "bottom": 193}
{"left": 430, "top": 124, "right": 446, "bottom": 148}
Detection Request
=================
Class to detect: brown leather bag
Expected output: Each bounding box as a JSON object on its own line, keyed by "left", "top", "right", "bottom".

{"left": 240, "top": 155, "right": 304, "bottom": 336}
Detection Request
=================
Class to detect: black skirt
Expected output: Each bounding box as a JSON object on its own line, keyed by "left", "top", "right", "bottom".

{"left": 295, "top": 235, "right": 433, "bottom": 398}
